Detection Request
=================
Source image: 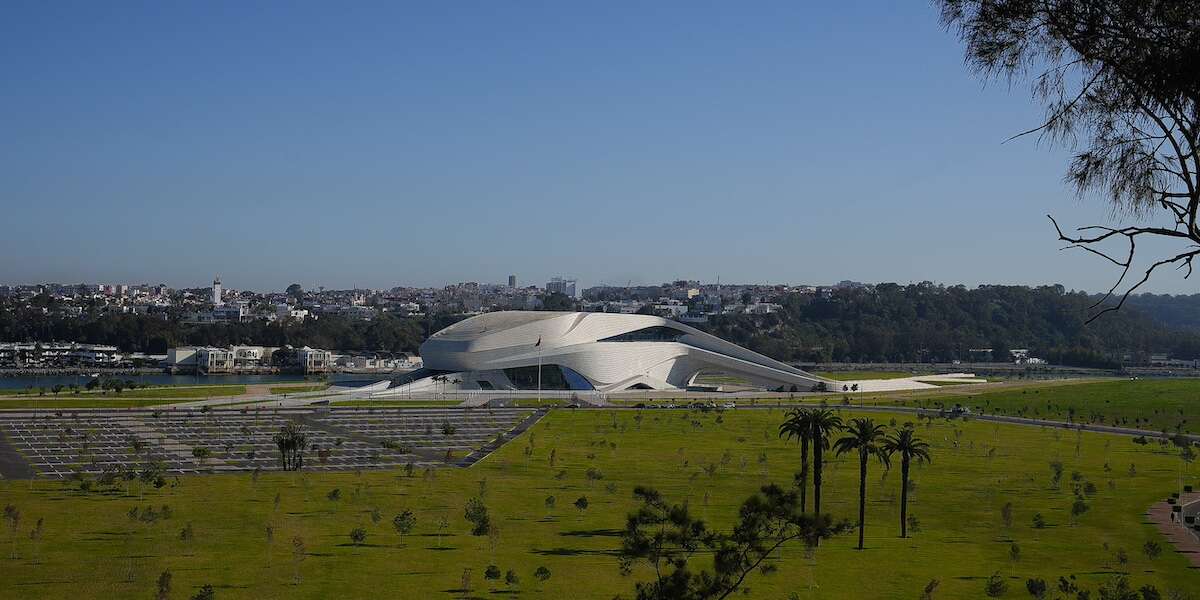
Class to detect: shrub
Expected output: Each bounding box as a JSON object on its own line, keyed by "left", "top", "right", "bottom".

{"left": 984, "top": 572, "right": 1008, "bottom": 597}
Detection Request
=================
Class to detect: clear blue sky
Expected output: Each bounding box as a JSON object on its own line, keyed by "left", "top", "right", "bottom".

{"left": 2, "top": 1, "right": 1193, "bottom": 294}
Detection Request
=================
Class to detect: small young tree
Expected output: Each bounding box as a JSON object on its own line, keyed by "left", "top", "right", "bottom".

{"left": 921, "top": 579, "right": 940, "bottom": 600}
{"left": 291, "top": 536, "right": 306, "bottom": 585}
{"left": 1143, "top": 540, "right": 1162, "bottom": 561}
{"left": 534, "top": 565, "right": 551, "bottom": 589}
{"left": 1049, "top": 461, "right": 1064, "bottom": 489}
{"left": 180, "top": 522, "right": 195, "bottom": 542}
{"left": 505, "top": 569, "right": 520, "bottom": 589}
{"left": 574, "top": 496, "right": 589, "bottom": 516}
{"left": 460, "top": 568, "right": 473, "bottom": 595}
{"left": 1001, "top": 502, "right": 1014, "bottom": 528}
{"left": 984, "top": 572, "right": 1008, "bottom": 597}
{"left": 5, "top": 503, "right": 23, "bottom": 559}
{"left": 435, "top": 516, "right": 449, "bottom": 548}
{"left": 156, "top": 570, "right": 172, "bottom": 600}
{"left": 1070, "top": 498, "right": 1089, "bottom": 525}
{"left": 1026, "top": 577, "right": 1048, "bottom": 599}
{"left": 484, "top": 564, "right": 502, "bottom": 587}
{"left": 190, "top": 584, "right": 215, "bottom": 600}
{"left": 350, "top": 527, "right": 367, "bottom": 546}
{"left": 191, "top": 447, "right": 210, "bottom": 469}
{"left": 464, "top": 497, "right": 491, "bottom": 536}
{"left": 25, "top": 516, "right": 44, "bottom": 564}
{"left": 392, "top": 510, "right": 416, "bottom": 545}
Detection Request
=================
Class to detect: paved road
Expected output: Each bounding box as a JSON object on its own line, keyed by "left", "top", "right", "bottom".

{"left": 0, "top": 429, "right": 34, "bottom": 479}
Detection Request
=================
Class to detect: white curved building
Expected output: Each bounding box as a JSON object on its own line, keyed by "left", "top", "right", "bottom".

{"left": 374, "top": 311, "right": 831, "bottom": 395}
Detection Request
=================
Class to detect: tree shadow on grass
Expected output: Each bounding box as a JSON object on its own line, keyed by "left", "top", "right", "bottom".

{"left": 558, "top": 528, "right": 622, "bottom": 538}
{"left": 531, "top": 547, "right": 619, "bottom": 557}
{"left": 425, "top": 546, "right": 458, "bottom": 551}
{"left": 11, "top": 579, "right": 77, "bottom": 587}
{"left": 440, "top": 589, "right": 486, "bottom": 600}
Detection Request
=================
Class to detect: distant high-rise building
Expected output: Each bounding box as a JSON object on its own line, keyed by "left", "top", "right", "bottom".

{"left": 508, "top": 275, "right": 517, "bottom": 288}
{"left": 212, "top": 277, "right": 223, "bottom": 306}
{"left": 546, "top": 277, "right": 576, "bottom": 298}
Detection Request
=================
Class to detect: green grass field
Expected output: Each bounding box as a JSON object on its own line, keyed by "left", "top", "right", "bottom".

{"left": 815, "top": 371, "right": 912, "bottom": 381}
{"left": 0, "top": 384, "right": 246, "bottom": 400}
{"left": 0, "top": 406, "right": 1196, "bottom": 599}
{"left": 269, "top": 384, "right": 330, "bottom": 395}
{"left": 0, "top": 397, "right": 186, "bottom": 409}
{"left": 328, "top": 400, "right": 465, "bottom": 408}
{"left": 872, "top": 379, "right": 1200, "bottom": 434}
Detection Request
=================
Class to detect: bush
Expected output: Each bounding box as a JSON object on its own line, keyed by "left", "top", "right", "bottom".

{"left": 1025, "top": 577, "right": 1047, "bottom": 599}
{"left": 984, "top": 572, "right": 1008, "bottom": 597}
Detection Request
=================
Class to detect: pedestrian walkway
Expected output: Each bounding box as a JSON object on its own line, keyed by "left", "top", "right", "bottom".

{"left": 1146, "top": 492, "right": 1200, "bottom": 567}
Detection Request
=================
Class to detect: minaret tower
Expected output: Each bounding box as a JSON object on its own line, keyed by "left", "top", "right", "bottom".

{"left": 212, "top": 276, "right": 223, "bottom": 306}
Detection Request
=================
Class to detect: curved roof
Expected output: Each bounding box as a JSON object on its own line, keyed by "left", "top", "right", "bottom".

{"left": 418, "top": 311, "right": 828, "bottom": 391}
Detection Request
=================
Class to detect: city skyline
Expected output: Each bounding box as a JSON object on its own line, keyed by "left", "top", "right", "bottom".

{"left": 4, "top": 273, "right": 1196, "bottom": 297}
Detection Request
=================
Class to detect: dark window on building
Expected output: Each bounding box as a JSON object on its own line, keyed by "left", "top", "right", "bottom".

{"left": 599, "top": 326, "right": 685, "bottom": 343}
{"left": 502, "top": 365, "right": 594, "bottom": 391}
{"left": 477, "top": 380, "right": 494, "bottom": 390}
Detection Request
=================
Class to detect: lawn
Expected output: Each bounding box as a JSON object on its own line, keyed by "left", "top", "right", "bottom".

{"left": 0, "top": 385, "right": 246, "bottom": 401}
{"left": 814, "top": 371, "right": 912, "bottom": 381}
{"left": 0, "top": 397, "right": 185, "bottom": 409}
{"left": 0, "top": 408, "right": 1195, "bottom": 599}
{"left": 328, "top": 400, "right": 465, "bottom": 408}
{"left": 269, "top": 384, "right": 330, "bottom": 395}
{"left": 869, "top": 379, "right": 1200, "bottom": 434}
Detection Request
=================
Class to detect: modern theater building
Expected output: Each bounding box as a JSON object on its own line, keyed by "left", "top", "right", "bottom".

{"left": 372, "top": 311, "right": 831, "bottom": 396}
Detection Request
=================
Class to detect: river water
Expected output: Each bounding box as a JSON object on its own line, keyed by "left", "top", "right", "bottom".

{"left": 0, "top": 373, "right": 392, "bottom": 390}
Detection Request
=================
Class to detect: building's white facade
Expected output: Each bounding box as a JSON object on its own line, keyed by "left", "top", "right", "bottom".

{"left": 374, "top": 311, "right": 830, "bottom": 395}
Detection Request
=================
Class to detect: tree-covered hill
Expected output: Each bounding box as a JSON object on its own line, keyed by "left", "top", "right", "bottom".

{"left": 1121, "top": 294, "right": 1200, "bottom": 332}
{"left": 700, "top": 283, "right": 1200, "bottom": 367}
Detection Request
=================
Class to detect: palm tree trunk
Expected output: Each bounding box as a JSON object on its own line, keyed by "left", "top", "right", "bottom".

{"left": 813, "top": 439, "right": 823, "bottom": 516}
{"left": 799, "top": 438, "right": 809, "bottom": 513}
{"left": 900, "top": 457, "right": 909, "bottom": 538}
{"left": 857, "top": 451, "right": 867, "bottom": 550}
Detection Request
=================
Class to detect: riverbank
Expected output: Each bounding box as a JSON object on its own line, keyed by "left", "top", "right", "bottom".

{"left": 0, "top": 372, "right": 386, "bottom": 391}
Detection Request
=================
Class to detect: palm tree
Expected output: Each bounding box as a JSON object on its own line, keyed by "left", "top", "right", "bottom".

{"left": 833, "top": 417, "right": 890, "bottom": 549}
{"left": 779, "top": 408, "right": 815, "bottom": 511}
{"left": 809, "top": 409, "right": 843, "bottom": 516}
{"left": 883, "top": 426, "right": 932, "bottom": 538}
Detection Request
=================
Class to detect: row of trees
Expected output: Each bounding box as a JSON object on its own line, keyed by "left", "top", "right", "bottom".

{"left": 780, "top": 409, "right": 932, "bottom": 548}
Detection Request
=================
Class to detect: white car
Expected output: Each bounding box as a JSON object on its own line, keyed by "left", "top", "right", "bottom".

{"left": 721, "top": 402, "right": 737, "bottom": 409}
